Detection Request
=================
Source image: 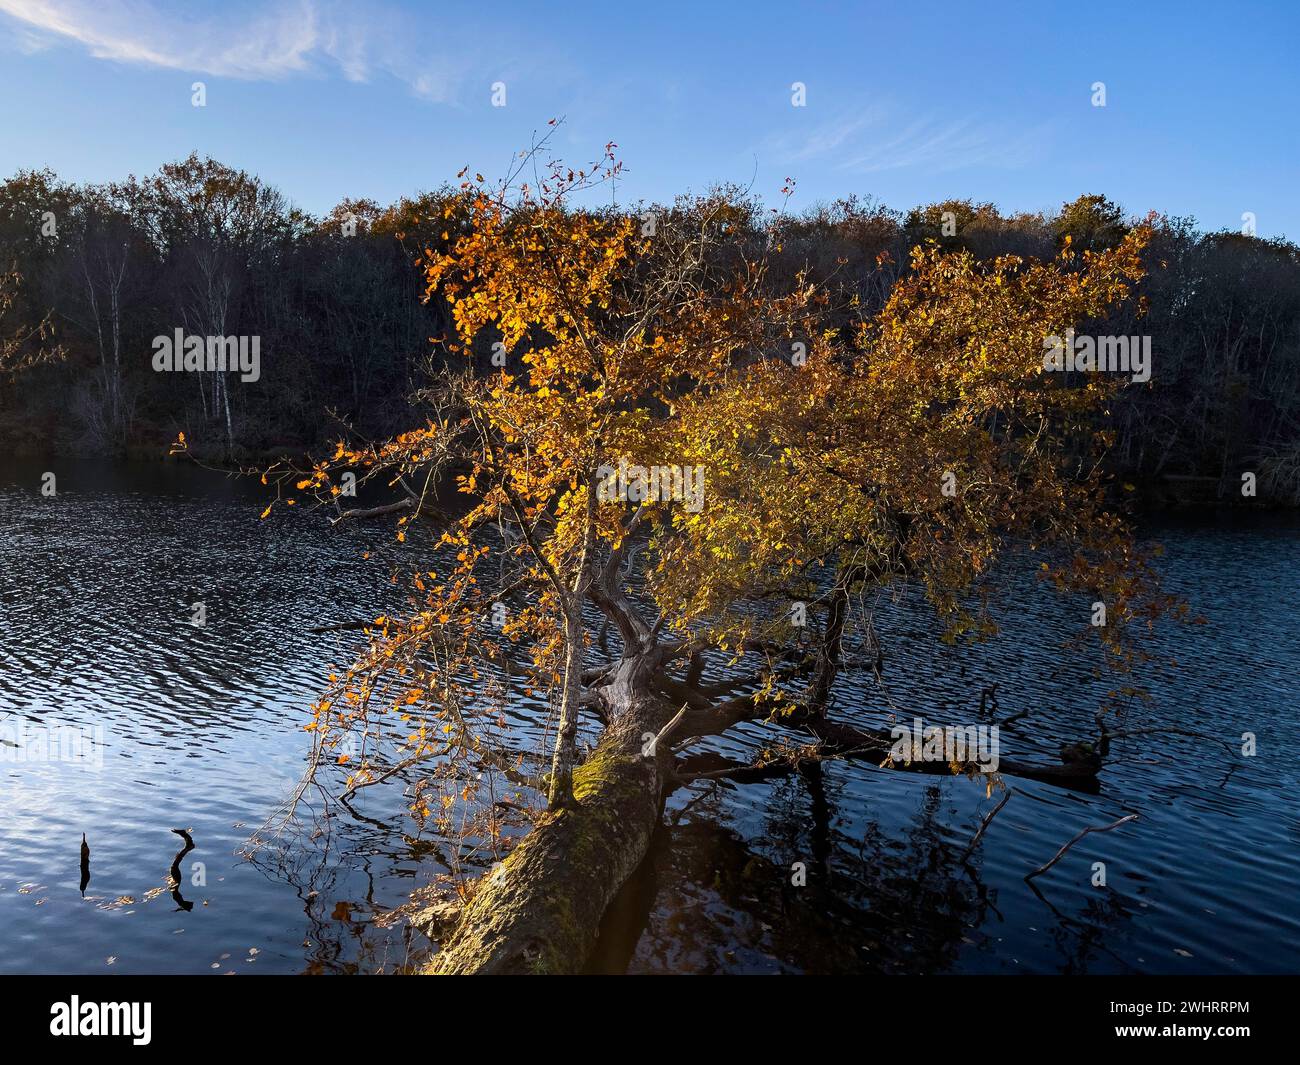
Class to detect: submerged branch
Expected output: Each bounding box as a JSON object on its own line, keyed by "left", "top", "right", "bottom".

{"left": 330, "top": 498, "right": 415, "bottom": 525}
{"left": 961, "top": 792, "right": 1012, "bottom": 861}
{"left": 1024, "top": 813, "right": 1139, "bottom": 881}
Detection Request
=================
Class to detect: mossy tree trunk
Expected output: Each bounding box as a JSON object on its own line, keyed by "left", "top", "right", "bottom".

{"left": 427, "top": 652, "right": 677, "bottom": 975}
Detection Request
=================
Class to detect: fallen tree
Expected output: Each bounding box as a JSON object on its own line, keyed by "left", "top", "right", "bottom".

{"left": 276, "top": 140, "right": 1181, "bottom": 975}
{"left": 426, "top": 650, "right": 1105, "bottom": 974}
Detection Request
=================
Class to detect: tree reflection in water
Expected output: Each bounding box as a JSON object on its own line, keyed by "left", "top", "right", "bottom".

{"left": 588, "top": 773, "right": 992, "bottom": 974}
{"left": 250, "top": 755, "right": 1143, "bottom": 974}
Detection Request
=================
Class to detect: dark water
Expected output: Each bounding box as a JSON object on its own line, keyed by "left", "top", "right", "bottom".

{"left": 1, "top": 459, "right": 1297, "bottom": 974}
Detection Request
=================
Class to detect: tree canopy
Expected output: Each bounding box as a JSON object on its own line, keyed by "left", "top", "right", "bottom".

{"left": 268, "top": 148, "right": 1175, "bottom": 862}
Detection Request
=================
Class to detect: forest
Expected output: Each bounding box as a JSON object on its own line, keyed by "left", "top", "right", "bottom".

{"left": 2, "top": 153, "right": 1298, "bottom": 507}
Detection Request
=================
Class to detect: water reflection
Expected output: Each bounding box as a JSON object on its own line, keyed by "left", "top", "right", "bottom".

{"left": 617, "top": 776, "right": 995, "bottom": 974}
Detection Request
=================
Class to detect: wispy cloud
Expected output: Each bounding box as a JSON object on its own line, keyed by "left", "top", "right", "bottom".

{"left": 771, "top": 106, "right": 890, "bottom": 164}
{"left": 765, "top": 107, "right": 1048, "bottom": 174}
{"left": 0, "top": 0, "right": 464, "bottom": 101}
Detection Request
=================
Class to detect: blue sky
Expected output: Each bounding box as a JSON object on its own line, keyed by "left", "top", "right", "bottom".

{"left": 1, "top": 0, "right": 1296, "bottom": 236}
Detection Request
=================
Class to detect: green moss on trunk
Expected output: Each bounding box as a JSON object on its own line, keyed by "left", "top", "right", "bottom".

{"left": 425, "top": 695, "right": 675, "bottom": 975}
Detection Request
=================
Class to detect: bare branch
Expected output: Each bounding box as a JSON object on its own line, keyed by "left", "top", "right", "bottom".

{"left": 1024, "top": 813, "right": 1139, "bottom": 881}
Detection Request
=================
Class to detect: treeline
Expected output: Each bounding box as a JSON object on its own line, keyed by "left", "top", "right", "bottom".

{"left": 0, "top": 155, "right": 450, "bottom": 461}
{"left": 1, "top": 154, "right": 1298, "bottom": 504}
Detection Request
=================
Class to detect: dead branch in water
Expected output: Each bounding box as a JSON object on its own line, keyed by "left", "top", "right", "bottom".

{"left": 330, "top": 498, "right": 415, "bottom": 525}
{"left": 961, "top": 791, "right": 1011, "bottom": 861}
{"left": 1104, "top": 726, "right": 1238, "bottom": 757}
{"left": 308, "top": 620, "right": 376, "bottom": 634}
{"left": 1024, "top": 813, "right": 1138, "bottom": 881}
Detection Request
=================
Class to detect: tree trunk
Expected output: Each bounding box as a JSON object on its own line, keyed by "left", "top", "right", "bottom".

{"left": 426, "top": 660, "right": 674, "bottom": 974}
{"left": 546, "top": 605, "right": 587, "bottom": 806}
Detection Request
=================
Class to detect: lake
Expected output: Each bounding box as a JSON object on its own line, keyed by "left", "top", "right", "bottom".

{"left": 1, "top": 458, "right": 1297, "bottom": 974}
